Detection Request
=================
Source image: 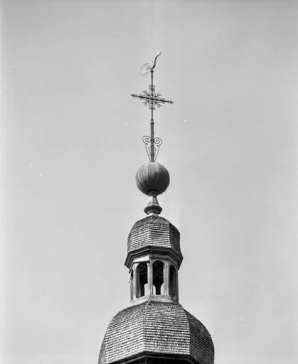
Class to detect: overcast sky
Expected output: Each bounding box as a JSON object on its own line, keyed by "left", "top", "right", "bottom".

{"left": 1, "top": 1, "right": 298, "bottom": 364}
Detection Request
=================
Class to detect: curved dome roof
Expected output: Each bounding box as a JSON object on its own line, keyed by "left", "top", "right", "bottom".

{"left": 98, "top": 301, "right": 214, "bottom": 364}
{"left": 125, "top": 215, "right": 183, "bottom": 268}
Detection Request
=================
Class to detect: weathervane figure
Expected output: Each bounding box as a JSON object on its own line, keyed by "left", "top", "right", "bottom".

{"left": 131, "top": 52, "right": 173, "bottom": 162}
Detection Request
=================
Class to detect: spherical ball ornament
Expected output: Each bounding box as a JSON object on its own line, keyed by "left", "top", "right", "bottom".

{"left": 136, "top": 162, "right": 170, "bottom": 196}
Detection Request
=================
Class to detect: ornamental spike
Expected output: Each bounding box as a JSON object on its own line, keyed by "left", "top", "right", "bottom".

{"left": 131, "top": 52, "right": 173, "bottom": 162}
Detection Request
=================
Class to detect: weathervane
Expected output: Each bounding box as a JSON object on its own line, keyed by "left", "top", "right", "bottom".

{"left": 131, "top": 52, "right": 173, "bottom": 162}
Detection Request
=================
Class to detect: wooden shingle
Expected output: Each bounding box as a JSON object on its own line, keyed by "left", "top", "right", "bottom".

{"left": 127, "top": 215, "right": 182, "bottom": 258}
{"left": 98, "top": 301, "right": 214, "bottom": 364}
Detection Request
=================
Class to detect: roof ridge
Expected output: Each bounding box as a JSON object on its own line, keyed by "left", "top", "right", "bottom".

{"left": 183, "top": 305, "right": 192, "bottom": 353}
{"left": 142, "top": 299, "right": 151, "bottom": 352}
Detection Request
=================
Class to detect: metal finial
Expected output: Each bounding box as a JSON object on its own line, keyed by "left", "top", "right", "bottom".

{"left": 140, "top": 51, "right": 161, "bottom": 75}
{"left": 131, "top": 52, "right": 174, "bottom": 162}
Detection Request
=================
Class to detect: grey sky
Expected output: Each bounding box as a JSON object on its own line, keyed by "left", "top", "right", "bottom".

{"left": 1, "top": 1, "right": 298, "bottom": 363}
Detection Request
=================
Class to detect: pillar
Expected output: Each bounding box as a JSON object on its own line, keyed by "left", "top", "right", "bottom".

{"left": 130, "top": 270, "right": 133, "bottom": 301}
{"left": 147, "top": 261, "right": 153, "bottom": 295}
{"left": 163, "top": 261, "right": 170, "bottom": 296}
{"left": 132, "top": 264, "right": 138, "bottom": 300}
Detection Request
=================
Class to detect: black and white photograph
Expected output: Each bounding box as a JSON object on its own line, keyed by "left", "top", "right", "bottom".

{"left": 1, "top": 1, "right": 297, "bottom": 364}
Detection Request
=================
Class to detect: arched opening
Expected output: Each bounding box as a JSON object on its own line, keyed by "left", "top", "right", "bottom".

{"left": 136, "top": 263, "right": 147, "bottom": 298}
{"left": 153, "top": 260, "right": 164, "bottom": 295}
{"left": 169, "top": 265, "right": 177, "bottom": 300}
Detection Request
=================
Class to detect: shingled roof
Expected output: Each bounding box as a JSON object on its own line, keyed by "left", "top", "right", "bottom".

{"left": 125, "top": 215, "right": 183, "bottom": 267}
{"left": 98, "top": 301, "right": 214, "bottom": 364}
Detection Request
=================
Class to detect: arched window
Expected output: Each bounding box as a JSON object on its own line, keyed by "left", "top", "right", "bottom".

{"left": 153, "top": 260, "right": 164, "bottom": 295}
{"left": 136, "top": 263, "right": 147, "bottom": 298}
{"left": 169, "top": 265, "right": 177, "bottom": 300}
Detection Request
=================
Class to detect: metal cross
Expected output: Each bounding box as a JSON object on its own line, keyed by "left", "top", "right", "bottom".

{"left": 131, "top": 54, "right": 173, "bottom": 162}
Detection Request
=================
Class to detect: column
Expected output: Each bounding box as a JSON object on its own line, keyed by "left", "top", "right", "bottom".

{"left": 176, "top": 269, "right": 179, "bottom": 302}
{"left": 147, "top": 261, "right": 153, "bottom": 295}
{"left": 163, "top": 261, "right": 170, "bottom": 296}
{"left": 130, "top": 270, "right": 133, "bottom": 301}
{"left": 132, "top": 264, "right": 138, "bottom": 300}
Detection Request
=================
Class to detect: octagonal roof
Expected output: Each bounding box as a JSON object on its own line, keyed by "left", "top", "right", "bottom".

{"left": 98, "top": 301, "right": 214, "bottom": 364}
{"left": 125, "top": 215, "right": 183, "bottom": 268}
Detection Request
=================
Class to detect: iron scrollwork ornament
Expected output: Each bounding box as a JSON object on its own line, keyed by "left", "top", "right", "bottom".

{"left": 131, "top": 52, "right": 173, "bottom": 162}
{"left": 142, "top": 136, "right": 163, "bottom": 162}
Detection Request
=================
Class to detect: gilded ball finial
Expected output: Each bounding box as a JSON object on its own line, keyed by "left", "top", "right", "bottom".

{"left": 136, "top": 162, "right": 170, "bottom": 215}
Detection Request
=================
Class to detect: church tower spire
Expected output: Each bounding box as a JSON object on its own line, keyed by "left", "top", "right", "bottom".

{"left": 131, "top": 51, "right": 173, "bottom": 215}
{"left": 98, "top": 53, "right": 214, "bottom": 364}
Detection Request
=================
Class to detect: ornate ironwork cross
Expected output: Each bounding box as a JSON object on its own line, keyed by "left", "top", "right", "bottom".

{"left": 131, "top": 52, "right": 173, "bottom": 162}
